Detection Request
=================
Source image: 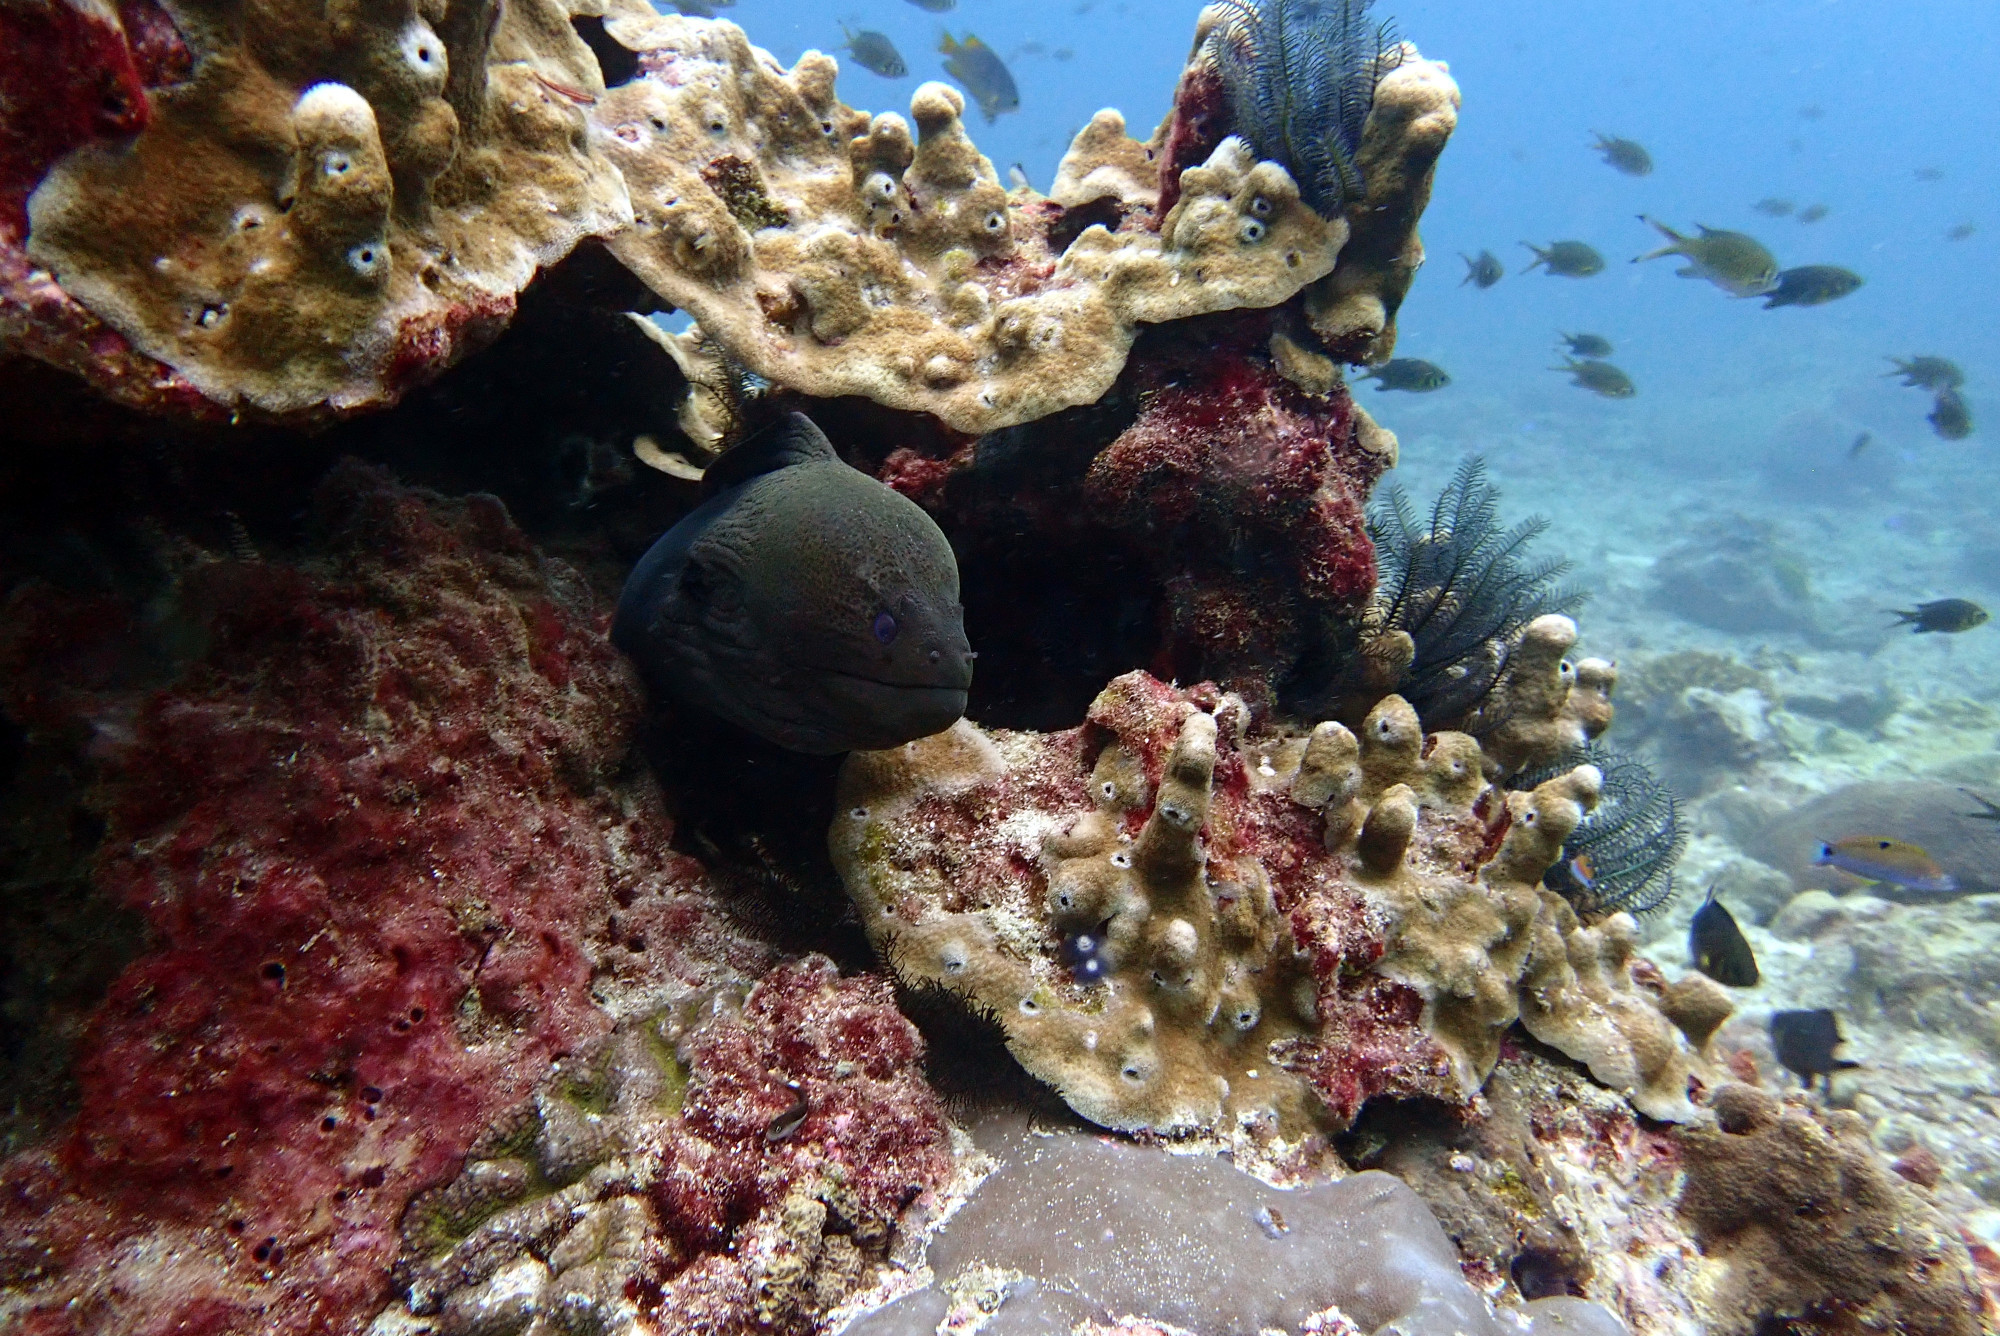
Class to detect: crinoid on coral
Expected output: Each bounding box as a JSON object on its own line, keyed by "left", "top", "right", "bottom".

{"left": 831, "top": 670, "right": 1702, "bottom": 1152}
{"left": 1203, "top": 0, "right": 1404, "bottom": 218}
{"left": 1158, "top": 11, "right": 1458, "bottom": 366}
{"left": 1523, "top": 745, "right": 1685, "bottom": 920}
{"left": 1298, "top": 458, "right": 1600, "bottom": 756}
{"left": 1368, "top": 458, "right": 1584, "bottom": 718}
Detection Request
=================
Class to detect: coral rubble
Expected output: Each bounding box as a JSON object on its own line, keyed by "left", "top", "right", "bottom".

{"left": 830, "top": 669, "right": 1703, "bottom": 1146}
{"left": 375, "top": 958, "right": 957, "bottom": 1336}
{"left": 12, "top": 0, "right": 631, "bottom": 418}
{"left": 1679, "top": 1084, "right": 1983, "bottom": 1336}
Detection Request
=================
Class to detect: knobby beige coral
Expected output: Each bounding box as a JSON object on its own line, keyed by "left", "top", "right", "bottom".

{"left": 25, "top": 0, "right": 632, "bottom": 416}
{"left": 830, "top": 670, "right": 1707, "bottom": 1144}
{"left": 593, "top": 10, "right": 1363, "bottom": 435}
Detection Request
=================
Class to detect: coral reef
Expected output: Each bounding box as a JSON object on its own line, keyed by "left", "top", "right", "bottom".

{"left": 593, "top": 13, "right": 1354, "bottom": 434}
{"left": 372, "top": 958, "right": 958, "bottom": 1336}
{"left": 0, "top": 0, "right": 219, "bottom": 418}
{"left": 1073, "top": 313, "right": 1394, "bottom": 698}
{"left": 831, "top": 669, "right": 1702, "bottom": 1145}
{"left": 847, "top": 1110, "right": 1628, "bottom": 1336}
{"left": 0, "top": 465, "right": 888, "bottom": 1335}
{"left": 840, "top": 304, "right": 1398, "bottom": 729}
{"left": 11, "top": 0, "right": 632, "bottom": 418}
{"left": 1679, "top": 1083, "right": 1983, "bottom": 1336}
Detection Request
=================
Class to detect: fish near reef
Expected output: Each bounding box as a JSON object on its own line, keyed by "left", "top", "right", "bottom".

{"left": 1460, "top": 250, "right": 1503, "bottom": 288}
{"left": 1591, "top": 132, "right": 1652, "bottom": 176}
{"left": 1888, "top": 597, "right": 1987, "bottom": 634}
{"left": 612, "top": 413, "right": 974, "bottom": 754}
{"left": 1812, "top": 836, "right": 1958, "bottom": 895}
{"left": 1769, "top": 1008, "right": 1859, "bottom": 1093}
{"left": 1558, "top": 332, "right": 1613, "bottom": 358}
{"left": 1522, "top": 240, "right": 1604, "bottom": 278}
{"left": 1928, "top": 387, "right": 1973, "bottom": 440}
{"left": 1762, "top": 264, "right": 1863, "bottom": 308}
{"left": 1886, "top": 355, "right": 1964, "bottom": 391}
{"left": 1689, "top": 888, "right": 1759, "bottom": 987}
{"left": 1796, "top": 202, "right": 1830, "bottom": 223}
{"left": 939, "top": 33, "right": 1019, "bottom": 122}
{"left": 906, "top": 0, "right": 954, "bottom": 9}
{"left": 1947, "top": 221, "right": 1977, "bottom": 241}
{"left": 1753, "top": 198, "right": 1795, "bottom": 217}
{"left": 1552, "top": 357, "right": 1635, "bottom": 398}
{"left": 1633, "top": 216, "right": 1779, "bottom": 297}
{"left": 1359, "top": 358, "right": 1450, "bottom": 392}
{"left": 842, "top": 28, "right": 907, "bottom": 78}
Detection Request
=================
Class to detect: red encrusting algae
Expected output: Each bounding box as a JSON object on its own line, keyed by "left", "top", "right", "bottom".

{"left": 0, "top": 464, "right": 957, "bottom": 1336}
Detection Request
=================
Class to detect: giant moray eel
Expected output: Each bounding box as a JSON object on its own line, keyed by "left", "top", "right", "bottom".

{"left": 613, "top": 412, "right": 973, "bottom": 753}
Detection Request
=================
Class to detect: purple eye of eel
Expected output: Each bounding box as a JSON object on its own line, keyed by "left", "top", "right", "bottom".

{"left": 872, "top": 610, "right": 898, "bottom": 644}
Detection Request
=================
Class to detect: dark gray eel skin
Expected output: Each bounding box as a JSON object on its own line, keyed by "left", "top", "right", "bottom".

{"left": 612, "top": 412, "right": 974, "bottom": 754}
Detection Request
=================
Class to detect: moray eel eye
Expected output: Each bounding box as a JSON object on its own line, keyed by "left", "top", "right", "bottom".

{"left": 872, "top": 610, "right": 899, "bottom": 644}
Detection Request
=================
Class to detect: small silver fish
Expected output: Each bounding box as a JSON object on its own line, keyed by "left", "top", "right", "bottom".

{"left": 1634, "top": 216, "right": 1778, "bottom": 296}
{"left": 1551, "top": 357, "right": 1635, "bottom": 398}
{"left": 842, "top": 27, "right": 907, "bottom": 78}
{"left": 1591, "top": 133, "right": 1652, "bottom": 176}
{"left": 939, "top": 32, "right": 1019, "bottom": 122}
{"left": 1461, "top": 250, "right": 1503, "bottom": 288}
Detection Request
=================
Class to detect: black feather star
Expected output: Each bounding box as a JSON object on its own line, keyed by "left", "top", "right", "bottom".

{"left": 1207, "top": 0, "right": 1403, "bottom": 216}
{"left": 1520, "top": 744, "right": 1686, "bottom": 920}
{"left": 1368, "top": 457, "right": 1585, "bottom": 726}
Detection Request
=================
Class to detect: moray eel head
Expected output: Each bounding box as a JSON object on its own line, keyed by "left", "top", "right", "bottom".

{"left": 612, "top": 412, "right": 973, "bottom": 754}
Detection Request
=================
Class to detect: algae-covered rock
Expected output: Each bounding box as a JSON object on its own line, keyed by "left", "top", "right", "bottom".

{"left": 1679, "top": 1084, "right": 1984, "bottom": 1336}
{"left": 1649, "top": 520, "right": 1819, "bottom": 636}
{"left": 847, "top": 1111, "right": 1628, "bottom": 1336}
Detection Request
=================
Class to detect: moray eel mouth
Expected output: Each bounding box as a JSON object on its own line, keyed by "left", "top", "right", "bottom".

{"left": 808, "top": 666, "right": 970, "bottom": 749}
{"left": 815, "top": 664, "right": 972, "bottom": 695}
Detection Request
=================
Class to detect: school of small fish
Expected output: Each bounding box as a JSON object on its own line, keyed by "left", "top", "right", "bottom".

{"left": 1442, "top": 128, "right": 1976, "bottom": 441}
